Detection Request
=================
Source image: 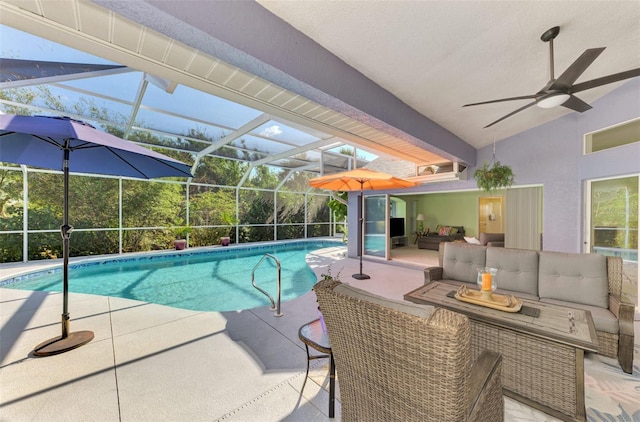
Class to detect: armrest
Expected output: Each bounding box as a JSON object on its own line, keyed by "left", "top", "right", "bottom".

{"left": 424, "top": 266, "right": 443, "bottom": 284}
{"left": 467, "top": 350, "right": 503, "bottom": 422}
{"left": 487, "top": 241, "right": 504, "bottom": 247}
{"left": 608, "top": 294, "right": 635, "bottom": 321}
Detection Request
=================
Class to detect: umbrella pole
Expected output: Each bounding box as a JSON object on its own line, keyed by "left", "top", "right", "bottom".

{"left": 352, "top": 182, "right": 370, "bottom": 280}
{"left": 61, "top": 148, "right": 71, "bottom": 338}
{"left": 33, "top": 148, "right": 94, "bottom": 356}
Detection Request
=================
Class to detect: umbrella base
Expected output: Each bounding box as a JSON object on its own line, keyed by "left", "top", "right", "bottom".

{"left": 33, "top": 331, "right": 94, "bottom": 357}
{"left": 352, "top": 273, "right": 371, "bottom": 280}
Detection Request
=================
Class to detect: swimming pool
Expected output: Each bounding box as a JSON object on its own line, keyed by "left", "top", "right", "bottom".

{"left": 1, "top": 240, "right": 343, "bottom": 312}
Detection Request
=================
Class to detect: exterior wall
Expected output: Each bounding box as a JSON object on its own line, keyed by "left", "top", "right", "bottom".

{"left": 349, "top": 78, "right": 640, "bottom": 256}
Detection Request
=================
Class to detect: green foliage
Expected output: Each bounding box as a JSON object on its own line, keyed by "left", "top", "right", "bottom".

{"left": 327, "top": 192, "right": 348, "bottom": 221}
{"left": 474, "top": 161, "right": 515, "bottom": 192}
{"left": 0, "top": 169, "right": 23, "bottom": 223}
{"left": 320, "top": 266, "right": 341, "bottom": 281}
{"left": 173, "top": 225, "right": 192, "bottom": 239}
{"left": 0, "top": 87, "right": 35, "bottom": 115}
{"left": 0, "top": 86, "right": 336, "bottom": 262}
{"left": 591, "top": 177, "right": 638, "bottom": 249}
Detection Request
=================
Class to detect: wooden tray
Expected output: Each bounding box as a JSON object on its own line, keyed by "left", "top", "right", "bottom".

{"left": 454, "top": 285, "right": 522, "bottom": 313}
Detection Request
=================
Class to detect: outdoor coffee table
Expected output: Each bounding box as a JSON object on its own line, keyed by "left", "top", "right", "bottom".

{"left": 404, "top": 282, "right": 599, "bottom": 422}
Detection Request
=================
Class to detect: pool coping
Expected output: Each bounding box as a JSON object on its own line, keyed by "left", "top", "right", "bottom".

{"left": 0, "top": 238, "right": 345, "bottom": 287}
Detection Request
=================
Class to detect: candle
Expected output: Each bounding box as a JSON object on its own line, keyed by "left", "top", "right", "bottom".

{"left": 481, "top": 272, "right": 492, "bottom": 291}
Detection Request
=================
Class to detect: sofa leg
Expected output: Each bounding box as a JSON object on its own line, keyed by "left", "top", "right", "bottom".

{"left": 618, "top": 333, "right": 634, "bottom": 374}
{"left": 617, "top": 303, "right": 635, "bottom": 374}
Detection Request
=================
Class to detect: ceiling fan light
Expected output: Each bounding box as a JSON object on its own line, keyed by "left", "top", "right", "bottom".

{"left": 537, "top": 93, "right": 570, "bottom": 109}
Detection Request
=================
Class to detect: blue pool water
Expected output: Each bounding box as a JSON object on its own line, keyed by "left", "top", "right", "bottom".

{"left": 2, "top": 240, "right": 342, "bottom": 312}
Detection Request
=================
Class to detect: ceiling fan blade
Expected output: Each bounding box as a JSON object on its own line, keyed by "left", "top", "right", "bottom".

{"left": 463, "top": 95, "right": 537, "bottom": 107}
{"left": 483, "top": 101, "right": 537, "bottom": 128}
{"left": 548, "top": 48, "right": 605, "bottom": 90}
{"left": 571, "top": 68, "right": 640, "bottom": 93}
{"left": 561, "top": 95, "right": 592, "bottom": 112}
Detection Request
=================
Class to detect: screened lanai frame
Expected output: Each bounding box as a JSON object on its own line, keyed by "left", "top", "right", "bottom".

{"left": 0, "top": 25, "right": 370, "bottom": 262}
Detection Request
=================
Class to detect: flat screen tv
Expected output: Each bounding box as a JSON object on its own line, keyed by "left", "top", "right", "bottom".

{"left": 390, "top": 217, "right": 405, "bottom": 238}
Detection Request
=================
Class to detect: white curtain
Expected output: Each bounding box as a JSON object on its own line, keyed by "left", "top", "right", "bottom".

{"left": 505, "top": 187, "right": 542, "bottom": 250}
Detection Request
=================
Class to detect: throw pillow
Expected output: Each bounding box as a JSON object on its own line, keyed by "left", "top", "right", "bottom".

{"left": 464, "top": 236, "right": 481, "bottom": 244}
{"left": 439, "top": 226, "right": 451, "bottom": 236}
{"left": 449, "top": 227, "right": 458, "bottom": 235}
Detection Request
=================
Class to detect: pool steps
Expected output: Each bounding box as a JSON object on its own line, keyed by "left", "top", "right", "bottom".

{"left": 251, "top": 253, "right": 283, "bottom": 317}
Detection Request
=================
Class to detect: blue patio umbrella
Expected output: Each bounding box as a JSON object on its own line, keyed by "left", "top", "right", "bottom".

{"left": 0, "top": 114, "right": 193, "bottom": 356}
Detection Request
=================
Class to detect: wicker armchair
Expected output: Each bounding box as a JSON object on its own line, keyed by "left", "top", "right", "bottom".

{"left": 314, "top": 279, "right": 504, "bottom": 422}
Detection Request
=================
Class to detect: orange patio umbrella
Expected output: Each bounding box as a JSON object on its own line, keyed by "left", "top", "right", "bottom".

{"left": 309, "top": 168, "right": 418, "bottom": 279}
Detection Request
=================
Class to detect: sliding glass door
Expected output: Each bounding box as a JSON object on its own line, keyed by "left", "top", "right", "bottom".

{"left": 587, "top": 176, "right": 638, "bottom": 259}
{"left": 585, "top": 175, "right": 638, "bottom": 308}
{"left": 363, "top": 194, "right": 389, "bottom": 259}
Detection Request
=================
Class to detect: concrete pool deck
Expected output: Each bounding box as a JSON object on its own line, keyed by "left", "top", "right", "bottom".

{"left": 1, "top": 246, "right": 638, "bottom": 421}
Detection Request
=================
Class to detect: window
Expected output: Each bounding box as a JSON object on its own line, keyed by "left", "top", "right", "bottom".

{"left": 585, "top": 118, "right": 640, "bottom": 153}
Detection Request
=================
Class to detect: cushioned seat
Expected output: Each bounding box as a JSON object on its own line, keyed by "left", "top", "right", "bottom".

{"left": 314, "top": 279, "right": 504, "bottom": 422}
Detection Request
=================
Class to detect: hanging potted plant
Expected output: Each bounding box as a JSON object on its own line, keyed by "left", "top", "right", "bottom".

{"left": 474, "top": 161, "right": 514, "bottom": 192}
{"left": 173, "top": 225, "right": 192, "bottom": 250}
{"left": 474, "top": 141, "right": 515, "bottom": 193}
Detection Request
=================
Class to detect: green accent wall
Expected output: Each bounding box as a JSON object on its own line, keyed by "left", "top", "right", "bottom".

{"left": 403, "top": 191, "right": 505, "bottom": 238}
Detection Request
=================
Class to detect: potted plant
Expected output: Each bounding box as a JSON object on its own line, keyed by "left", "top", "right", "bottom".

{"left": 474, "top": 161, "right": 514, "bottom": 193}
{"left": 173, "top": 225, "right": 192, "bottom": 250}
{"left": 220, "top": 212, "right": 238, "bottom": 246}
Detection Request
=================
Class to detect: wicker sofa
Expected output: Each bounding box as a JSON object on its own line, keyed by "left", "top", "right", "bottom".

{"left": 417, "top": 225, "right": 465, "bottom": 250}
{"left": 314, "top": 278, "right": 504, "bottom": 422}
{"left": 425, "top": 242, "right": 634, "bottom": 373}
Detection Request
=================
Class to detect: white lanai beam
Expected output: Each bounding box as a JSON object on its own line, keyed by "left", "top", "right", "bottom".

{"left": 191, "top": 113, "right": 271, "bottom": 174}
{"left": 251, "top": 138, "right": 339, "bottom": 167}
{"left": 0, "top": 66, "right": 134, "bottom": 89}
{"left": 123, "top": 74, "right": 149, "bottom": 139}
{"left": 275, "top": 163, "right": 319, "bottom": 191}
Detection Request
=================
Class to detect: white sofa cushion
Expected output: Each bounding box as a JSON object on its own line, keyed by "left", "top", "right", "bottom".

{"left": 486, "top": 247, "right": 539, "bottom": 296}
{"left": 538, "top": 251, "right": 608, "bottom": 308}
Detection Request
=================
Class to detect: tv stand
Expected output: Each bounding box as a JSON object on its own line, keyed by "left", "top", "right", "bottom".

{"left": 391, "top": 236, "right": 408, "bottom": 248}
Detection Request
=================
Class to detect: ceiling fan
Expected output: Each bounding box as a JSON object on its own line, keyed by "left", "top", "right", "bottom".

{"left": 464, "top": 26, "right": 640, "bottom": 128}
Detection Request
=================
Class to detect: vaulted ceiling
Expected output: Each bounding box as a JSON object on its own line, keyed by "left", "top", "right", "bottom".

{"left": 257, "top": 0, "right": 640, "bottom": 148}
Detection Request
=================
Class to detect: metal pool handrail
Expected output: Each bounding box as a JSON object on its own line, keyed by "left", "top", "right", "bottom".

{"left": 251, "top": 254, "right": 283, "bottom": 317}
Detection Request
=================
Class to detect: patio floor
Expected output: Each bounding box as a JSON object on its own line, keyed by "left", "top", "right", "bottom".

{"left": 1, "top": 246, "right": 638, "bottom": 421}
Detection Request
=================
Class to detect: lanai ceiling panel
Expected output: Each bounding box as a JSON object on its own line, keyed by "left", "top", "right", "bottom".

{"left": 239, "top": 77, "right": 274, "bottom": 99}
{"left": 77, "top": 1, "right": 111, "bottom": 40}
{"left": 135, "top": 29, "right": 169, "bottom": 63}
{"left": 184, "top": 53, "right": 214, "bottom": 80}
{"left": 164, "top": 41, "right": 197, "bottom": 70}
